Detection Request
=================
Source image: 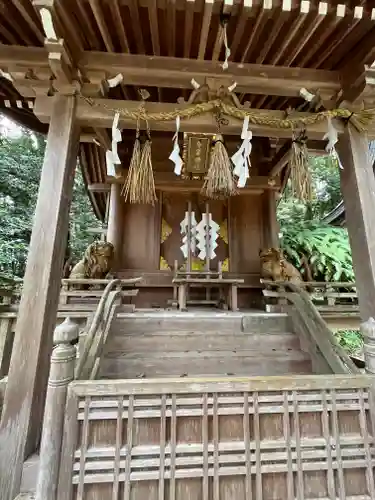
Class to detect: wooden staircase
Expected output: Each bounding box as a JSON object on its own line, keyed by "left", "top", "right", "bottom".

{"left": 13, "top": 283, "right": 375, "bottom": 500}
{"left": 98, "top": 311, "right": 313, "bottom": 378}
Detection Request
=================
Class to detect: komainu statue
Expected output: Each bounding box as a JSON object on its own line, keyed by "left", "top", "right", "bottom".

{"left": 69, "top": 241, "right": 115, "bottom": 280}
{"left": 259, "top": 247, "right": 305, "bottom": 285}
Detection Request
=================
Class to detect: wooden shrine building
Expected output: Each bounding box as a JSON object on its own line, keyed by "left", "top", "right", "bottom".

{"left": 2, "top": 1, "right": 375, "bottom": 499}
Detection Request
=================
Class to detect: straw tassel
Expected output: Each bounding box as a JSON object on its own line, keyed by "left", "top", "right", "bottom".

{"left": 121, "top": 129, "right": 141, "bottom": 203}
{"left": 201, "top": 134, "right": 237, "bottom": 199}
{"left": 290, "top": 130, "right": 312, "bottom": 202}
{"left": 137, "top": 133, "right": 157, "bottom": 205}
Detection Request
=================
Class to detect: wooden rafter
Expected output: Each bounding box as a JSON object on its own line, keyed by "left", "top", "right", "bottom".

{"left": 198, "top": 0, "right": 214, "bottom": 60}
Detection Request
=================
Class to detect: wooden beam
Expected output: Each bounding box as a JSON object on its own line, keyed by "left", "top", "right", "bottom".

{"left": 0, "top": 44, "right": 48, "bottom": 68}
{"left": 337, "top": 124, "right": 375, "bottom": 321}
{"left": 89, "top": 174, "right": 281, "bottom": 192}
{"left": 0, "top": 96, "right": 79, "bottom": 499}
{"left": 78, "top": 51, "right": 341, "bottom": 98}
{"left": 269, "top": 141, "right": 291, "bottom": 176}
{"left": 34, "top": 96, "right": 344, "bottom": 139}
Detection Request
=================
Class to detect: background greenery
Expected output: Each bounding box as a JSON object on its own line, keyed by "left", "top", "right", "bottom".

{"left": 278, "top": 156, "right": 354, "bottom": 282}
{"left": 0, "top": 127, "right": 99, "bottom": 281}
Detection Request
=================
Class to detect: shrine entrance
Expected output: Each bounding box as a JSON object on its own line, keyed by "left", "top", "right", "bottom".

{"left": 160, "top": 194, "right": 229, "bottom": 273}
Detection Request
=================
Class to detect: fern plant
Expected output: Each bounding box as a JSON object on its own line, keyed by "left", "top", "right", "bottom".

{"left": 278, "top": 156, "right": 354, "bottom": 282}
{"left": 280, "top": 220, "right": 354, "bottom": 282}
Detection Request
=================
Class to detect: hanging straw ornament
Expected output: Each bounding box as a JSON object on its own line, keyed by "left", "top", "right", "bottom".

{"left": 290, "top": 129, "right": 312, "bottom": 202}
{"left": 136, "top": 124, "right": 157, "bottom": 205}
{"left": 323, "top": 116, "right": 343, "bottom": 169}
{"left": 169, "top": 115, "right": 184, "bottom": 175}
{"left": 231, "top": 115, "right": 252, "bottom": 187}
{"left": 121, "top": 121, "right": 141, "bottom": 203}
{"left": 201, "top": 116, "right": 236, "bottom": 199}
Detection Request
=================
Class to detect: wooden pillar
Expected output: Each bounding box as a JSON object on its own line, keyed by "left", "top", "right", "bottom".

{"left": 361, "top": 317, "right": 375, "bottom": 374}
{"left": 0, "top": 95, "right": 79, "bottom": 500}
{"left": 106, "top": 183, "right": 124, "bottom": 269}
{"left": 337, "top": 124, "right": 375, "bottom": 321}
{"left": 262, "top": 190, "right": 279, "bottom": 248}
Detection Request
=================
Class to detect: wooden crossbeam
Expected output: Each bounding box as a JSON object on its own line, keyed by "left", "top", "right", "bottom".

{"left": 78, "top": 51, "right": 341, "bottom": 98}
{"left": 0, "top": 45, "right": 342, "bottom": 99}
{"left": 34, "top": 95, "right": 345, "bottom": 139}
{"left": 88, "top": 174, "right": 281, "bottom": 194}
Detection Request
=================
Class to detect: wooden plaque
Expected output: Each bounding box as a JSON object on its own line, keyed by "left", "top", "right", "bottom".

{"left": 183, "top": 133, "right": 212, "bottom": 179}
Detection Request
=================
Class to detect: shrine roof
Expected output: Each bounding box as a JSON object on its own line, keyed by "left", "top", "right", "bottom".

{"left": 1, "top": 0, "right": 375, "bottom": 219}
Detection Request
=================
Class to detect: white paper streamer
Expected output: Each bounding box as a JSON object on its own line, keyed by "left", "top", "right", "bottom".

{"left": 180, "top": 211, "right": 197, "bottom": 258}
{"left": 231, "top": 116, "right": 252, "bottom": 187}
{"left": 105, "top": 150, "right": 116, "bottom": 177}
{"left": 221, "top": 24, "right": 231, "bottom": 70}
{"left": 106, "top": 112, "right": 122, "bottom": 176}
{"left": 107, "top": 74, "right": 123, "bottom": 88}
{"left": 191, "top": 78, "right": 200, "bottom": 90}
{"left": 169, "top": 116, "right": 183, "bottom": 175}
{"left": 112, "top": 112, "right": 122, "bottom": 143}
{"left": 40, "top": 8, "right": 57, "bottom": 39}
{"left": 0, "top": 69, "right": 12, "bottom": 81}
{"left": 299, "top": 87, "right": 315, "bottom": 102}
{"left": 196, "top": 214, "right": 220, "bottom": 260}
{"left": 323, "top": 116, "right": 343, "bottom": 169}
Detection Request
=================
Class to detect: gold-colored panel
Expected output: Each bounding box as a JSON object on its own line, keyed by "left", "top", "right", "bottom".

{"left": 222, "top": 257, "right": 229, "bottom": 271}
{"left": 219, "top": 218, "right": 228, "bottom": 244}
{"left": 180, "top": 257, "right": 205, "bottom": 271}
{"left": 160, "top": 218, "right": 172, "bottom": 243}
{"left": 159, "top": 256, "right": 170, "bottom": 270}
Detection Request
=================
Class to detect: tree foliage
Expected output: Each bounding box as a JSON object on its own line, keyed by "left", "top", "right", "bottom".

{"left": 278, "top": 156, "right": 354, "bottom": 282}
{"left": 0, "top": 127, "right": 99, "bottom": 280}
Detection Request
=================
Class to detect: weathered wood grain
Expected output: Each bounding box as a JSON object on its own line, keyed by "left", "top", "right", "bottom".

{"left": 0, "top": 95, "right": 79, "bottom": 500}
{"left": 337, "top": 124, "right": 375, "bottom": 321}
{"left": 106, "top": 184, "right": 124, "bottom": 271}
{"left": 54, "top": 374, "right": 374, "bottom": 500}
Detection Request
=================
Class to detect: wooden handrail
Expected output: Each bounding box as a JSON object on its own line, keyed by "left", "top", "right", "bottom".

{"left": 262, "top": 282, "right": 360, "bottom": 374}
{"left": 75, "top": 280, "right": 123, "bottom": 380}
{"left": 262, "top": 280, "right": 356, "bottom": 288}
{"left": 61, "top": 277, "right": 142, "bottom": 286}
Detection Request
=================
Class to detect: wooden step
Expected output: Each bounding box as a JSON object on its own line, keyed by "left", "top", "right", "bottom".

{"left": 100, "top": 349, "right": 312, "bottom": 379}
{"left": 105, "top": 331, "right": 302, "bottom": 354}
{"left": 112, "top": 312, "right": 291, "bottom": 335}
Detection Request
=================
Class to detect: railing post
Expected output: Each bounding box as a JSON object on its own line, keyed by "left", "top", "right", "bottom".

{"left": 361, "top": 317, "right": 375, "bottom": 375}
{"left": 35, "top": 317, "right": 79, "bottom": 500}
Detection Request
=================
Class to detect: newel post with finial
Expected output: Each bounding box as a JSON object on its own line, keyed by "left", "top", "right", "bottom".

{"left": 361, "top": 317, "right": 375, "bottom": 375}
{"left": 35, "top": 317, "right": 79, "bottom": 500}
